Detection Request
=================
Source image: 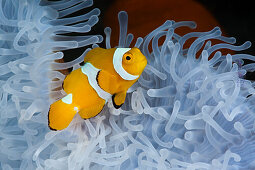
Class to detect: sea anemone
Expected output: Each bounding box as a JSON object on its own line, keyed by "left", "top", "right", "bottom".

{"left": 1, "top": 0, "right": 255, "bottom": 170}
{"left": 0, "top": 0, "right": 102, "bottom": 169}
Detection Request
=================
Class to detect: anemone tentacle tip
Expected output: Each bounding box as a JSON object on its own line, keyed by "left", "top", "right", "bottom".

{"left": 1, "top": 1, "right": 255, "bottom": 170}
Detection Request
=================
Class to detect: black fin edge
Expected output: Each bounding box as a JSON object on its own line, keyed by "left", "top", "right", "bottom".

{"left": 96, "top": 70, "right": 101, "bottom": 88}
{"left": 48, "top": 108, "right": 57, "bottom": 131}
{"left": 80, "top": 61, "right": 85, "bottom": 66}
{"left": 62, "top": 81, "right": 64, "bottom": 89}
{"left": 112, "top": 94, "right": 123, "bottom": 109}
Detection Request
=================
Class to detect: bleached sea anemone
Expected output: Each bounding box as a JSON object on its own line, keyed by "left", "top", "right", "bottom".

{"left": 1, "top": 0, "right": 255, "bottom": 169}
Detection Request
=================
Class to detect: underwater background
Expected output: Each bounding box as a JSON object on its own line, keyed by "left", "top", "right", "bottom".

{"left": 1, "top": 0, "right": 255, "bottom": 169}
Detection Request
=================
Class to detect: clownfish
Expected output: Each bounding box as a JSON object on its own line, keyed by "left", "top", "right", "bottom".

{"left": 48, "top": 47, "right": 147, "bottom": 130}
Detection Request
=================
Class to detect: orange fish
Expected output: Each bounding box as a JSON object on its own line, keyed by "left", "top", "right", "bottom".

{"left": 48, "top": 47, "right": 147, "bottom": 130}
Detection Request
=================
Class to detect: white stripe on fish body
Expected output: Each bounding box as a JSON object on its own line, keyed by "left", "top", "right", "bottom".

{"left": 113, "top": 48, "right": 139, "bottom": 80}
{"left": 62, "top": 93, "right": 73, "bottom": 104}
{"left": 81, "top": 63, "right": 112, "bottom": 102}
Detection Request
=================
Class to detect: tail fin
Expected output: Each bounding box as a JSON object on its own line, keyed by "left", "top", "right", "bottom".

{"left": 48, "top": 95, "right": 77, "bottom": 130}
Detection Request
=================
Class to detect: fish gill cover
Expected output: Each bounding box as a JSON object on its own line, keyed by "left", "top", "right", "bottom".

{"left": 0, "top": 0, "right": 255, "bottom": 169}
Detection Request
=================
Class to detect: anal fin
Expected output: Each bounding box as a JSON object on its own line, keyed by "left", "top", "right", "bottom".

{"left": 78, "top": 100, "right": 105, "bottom": 119}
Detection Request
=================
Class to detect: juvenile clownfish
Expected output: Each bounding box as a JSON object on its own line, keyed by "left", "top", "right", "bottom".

{"left": 48, "top": 47, "right": 147, "bottom": 130}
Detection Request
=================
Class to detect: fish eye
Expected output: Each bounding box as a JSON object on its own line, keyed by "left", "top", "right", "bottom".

{"left": 126, "top": 56, "right": 131, "bottom": 60}
{"left": 123, "top": 52, "right": 134, "bottom": 64}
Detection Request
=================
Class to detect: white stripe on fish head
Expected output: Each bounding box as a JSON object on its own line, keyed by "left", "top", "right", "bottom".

{"left": 113, "top": 48, "right": 139, "bottom": 80}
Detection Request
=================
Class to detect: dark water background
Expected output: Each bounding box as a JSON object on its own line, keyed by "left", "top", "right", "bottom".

{"left": 60, "top": 0, "right": 255, "bottom": 80}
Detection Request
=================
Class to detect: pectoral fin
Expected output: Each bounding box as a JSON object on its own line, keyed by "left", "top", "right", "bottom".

{"left": 112, "top": 91, "right": 127, "bottom": 109}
